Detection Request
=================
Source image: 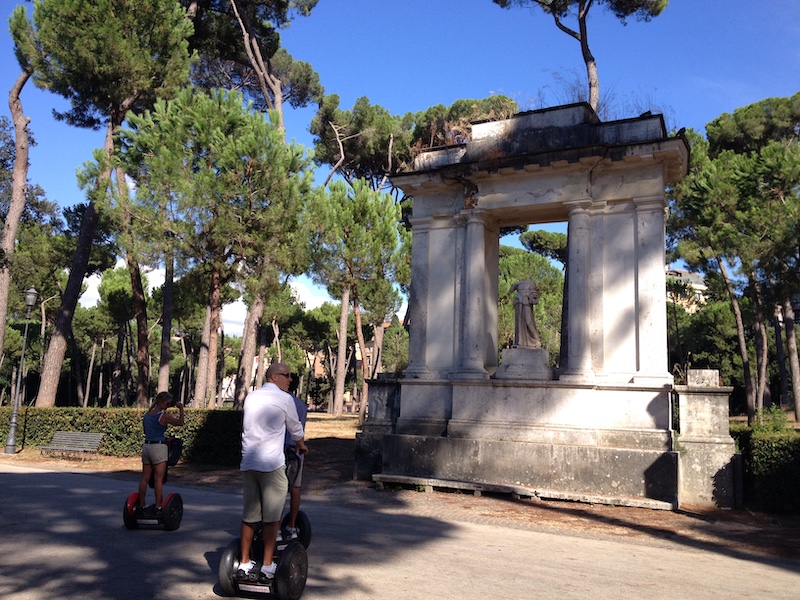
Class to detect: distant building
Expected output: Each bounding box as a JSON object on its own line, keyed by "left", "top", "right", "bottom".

{"left": 666, "top": 268, "right": 707, "bottom": 313}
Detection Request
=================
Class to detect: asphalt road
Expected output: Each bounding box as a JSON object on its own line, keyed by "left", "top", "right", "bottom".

{"left": 1, "top": 463, "right": 798, "bottom": 599}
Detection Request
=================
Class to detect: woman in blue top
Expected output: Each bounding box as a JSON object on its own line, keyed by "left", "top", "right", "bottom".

{"left": 138, "top": 391, "right": 184, "bottom": 514}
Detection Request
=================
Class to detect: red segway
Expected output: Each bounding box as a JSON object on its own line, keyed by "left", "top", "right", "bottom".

{"left": 123, "top": 437, "right": 183, "bottom": 531}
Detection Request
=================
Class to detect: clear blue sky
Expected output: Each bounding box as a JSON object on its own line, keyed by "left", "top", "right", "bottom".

{"left": 1, "top": 0, "right": 798, "bottom": 331}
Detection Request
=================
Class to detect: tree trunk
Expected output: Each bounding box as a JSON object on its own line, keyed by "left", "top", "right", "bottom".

{"left": 229, "top": 0, "right": 284, "bottom": 127}
{"left": 783, "top": 298, "right": 800, "bottom": 422}
{"left": 98, "top": 338, "right": 106, "bottom": 406}
{"left": 205, "top": 270, "right": 223, "bottom": 408}
{"left": 235, "top": 294, "right": 264, "bottom": 409}
{"left": 129, "top": 257, "right": 150, "bottom": 407}
{"left": 179, "top": 333, "right": 190, "bottom": 405}
{"left": 111, "top": 323, "right": 125, "bottom": 407}
{"left": 773, "top": 307, "right": 790, "bottom": 404}
{"left": 158, "top": 248, "right": 175, "bottom": 393}
{"left": 751, "top": 276, "right": 769, "bottom": 415}
{"left": 256, "top": 324, "right": 267, "bottom": 389}
{"left": 116, "top": 167, "right": 150, "bottom": 407}
{"left": 332, "top": 287, "right": 350, "bottom": 416}
{"left": 718, "top": 257, "right": 755, "bottom": 423}
{"left": 576, "top": 0, "right": 599, "bottom": 111}
{"left": 37, "top": 121, "right": 117, "bottom": 406}
{"left": 371, "top": 320, "right": 386, "bottom": 379}
{"left": 352, "top": 293, "right": 370, "bottom": 426}
{"left": 271, "top": 317, "right": 282, "bottom": 363}
{"left": 0, "top": 70, "right": 32, "bottom": 362}
{"left": 193, "top": 305, "right": 212, "bottom": 408}
{"left": 83, "top": 341, "right": 96, "bottom": 407}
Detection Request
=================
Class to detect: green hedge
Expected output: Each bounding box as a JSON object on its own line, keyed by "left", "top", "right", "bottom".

{"left": 742, "top": 431, "right": 800, "bottom": 513}
{"left": 0, "top": 406, "right": 242, "bottom": 466}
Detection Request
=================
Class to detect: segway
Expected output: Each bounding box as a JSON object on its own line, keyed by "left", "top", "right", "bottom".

{"left": 123, "top": 437, "right": 183, "bottom": 531}
{"left": 218, "top": 510, "right": 311, "bottom": 599}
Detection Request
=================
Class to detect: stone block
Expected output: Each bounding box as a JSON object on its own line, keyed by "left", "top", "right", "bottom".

{"left": 687, "top": 369, "right": 720, "bottom": 387}
{"left": 494, "top": 347, "right": 553, "bottom": 380}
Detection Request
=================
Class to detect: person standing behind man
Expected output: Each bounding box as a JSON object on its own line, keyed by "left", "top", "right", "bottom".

{"left": 238, "top": 362, "right": 308, "bottom": 583}
{"left": 280, "top": 374, "right": 308, "bottom": 541}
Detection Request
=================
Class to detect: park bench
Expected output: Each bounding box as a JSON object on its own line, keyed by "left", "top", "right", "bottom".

{"left": 38, "top": 431, "right": 104, "bottom": 459}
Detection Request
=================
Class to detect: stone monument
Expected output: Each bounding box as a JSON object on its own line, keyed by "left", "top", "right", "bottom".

{"left": 356, "top": 103, "right": 735, "bottom": 509}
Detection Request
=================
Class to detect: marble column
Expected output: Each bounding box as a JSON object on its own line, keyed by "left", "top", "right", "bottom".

{"left": 405, "top": 216, "right": 432, "bottom": 378}
{"left": 560, "top": 200, "right": 595, "bottom": 382}
{"left": 456, "top": 210, "right": 489, "bottom": 379}
{"left": 633, "top": 196, "right": 672, "bottom": 384}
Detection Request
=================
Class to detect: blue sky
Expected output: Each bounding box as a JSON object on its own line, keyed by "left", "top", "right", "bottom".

{"left": 1, "top": 0, "right": 798, "bottom": 333}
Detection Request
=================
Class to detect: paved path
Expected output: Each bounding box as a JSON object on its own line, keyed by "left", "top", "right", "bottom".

{"left": 1, "top": 463, "right": 798, "bottom": 599}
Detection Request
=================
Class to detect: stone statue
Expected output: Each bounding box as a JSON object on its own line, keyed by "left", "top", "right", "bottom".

{"left": 510, "top": 279, "right": 541, "bottom": 349}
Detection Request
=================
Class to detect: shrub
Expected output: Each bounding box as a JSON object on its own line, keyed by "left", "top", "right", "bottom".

{"left": 735, "top": 422, "right": 800, "bottom": 513}
{"left": 0, "top": 406, "right": 242, "bottom": 466}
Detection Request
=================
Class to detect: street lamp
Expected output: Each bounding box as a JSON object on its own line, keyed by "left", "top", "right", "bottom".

{"left": 4, "top": 287, "right": 38, "bottom": 454}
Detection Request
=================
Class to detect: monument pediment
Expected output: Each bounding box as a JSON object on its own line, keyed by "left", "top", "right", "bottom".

{"left": 395, "top": 103, "right": 688, "bottom": 195}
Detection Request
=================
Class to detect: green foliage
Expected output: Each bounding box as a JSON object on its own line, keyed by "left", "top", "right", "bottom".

{"left": 306, "top": 377, "right": 332, "bottom": 411}
{"left": 382, "top": 316, "right": 409, "bottom": 374}
{"left": 729, "top": 422, "right": 750, "bottom": 453}
{"left": 409, "top": 96, "right": 518, "bottom": 152}
{"left": 753, "top": 405, "right": 790, "bottom": 434}
{"left": 497, "top": 245, "right": 564, "bottom": 359}
{"left": 732, "top": 415, "right": 800, "bottom": 513}
{"left": 310, "top": 94, "right": 518, "bottom": 193}
{"left": 0, "top": 406, "right": 243, "bottom": 466}
{"left": 669, "top": 94, "right": 800, "bottom": 421}
{"left": 492, "top": 1, "right": 667, "bottom": 22}
{"left": 707, "top": 91, "right": 800, "bottom": 156}
{"left": 519, "top": 229, "right": 568, "bottom": 265}
{"left": 185, "top": 0, "right": 320, "bottom": 109}
{"left": 20, "top": 0, "right": 194, "bottom": 130}
{"left": 309, "top": 179, "right": 402, "bottom": 298}
{"left": 310, "top": 95, "right": 416, "bottom": 189}
{"left": 121, "top": 86, "right": 315, "bottom": 279}
{"left": 745, "top": 430, "right": 800, "bottom": 513}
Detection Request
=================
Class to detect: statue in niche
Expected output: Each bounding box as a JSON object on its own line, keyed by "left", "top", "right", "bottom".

{"left": 510, "top": 279, "right": 541, "bottom": 349}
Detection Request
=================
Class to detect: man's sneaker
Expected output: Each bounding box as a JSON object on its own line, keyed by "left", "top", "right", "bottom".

{"left": 285, "top": 527, "right": 299, "bottom": 541}
{"left": 275, "top": 530, "right": 284, "bottom": 543}
{"left": 258, "top": 562, "right": 277, "bottom": 583}
{"left": 237, "top": 560, "right": 258, "bottom": 581}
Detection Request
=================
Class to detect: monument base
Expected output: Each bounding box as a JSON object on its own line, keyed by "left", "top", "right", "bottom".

{"left": 494, "top": 347, "right": 553, "bottom": 380}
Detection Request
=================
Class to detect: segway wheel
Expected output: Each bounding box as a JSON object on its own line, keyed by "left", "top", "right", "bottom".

{"left": 273, "top": 541, "right": 308, "bottom": 600}
{"left": 281, "top": 510, "right": 312, "bottom": 548}
{"left": 218, "top": 538, "right": 240, "bottom": 597}
{"left": 162, "top": 492, "right": 183, "bottom": 531}
{"left": 123, "top": 492, "right": 139, "bottom": 530}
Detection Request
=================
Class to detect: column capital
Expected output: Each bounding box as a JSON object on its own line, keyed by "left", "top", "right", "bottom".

{"left": 458, "top": 207, "right": 494, "bottom": 227}
{"left": 407, "top": 215, "right": 434, "bottom": 230}
{"left": 563, "top": 197, "right": 594, "bottom": 214}
{"left": 633, "top": 195, "right": 667, "bottom": 211}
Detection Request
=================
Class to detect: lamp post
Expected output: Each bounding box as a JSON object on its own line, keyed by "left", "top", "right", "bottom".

{"left": 5, "top": 287, "right": 38, "bottom": 454}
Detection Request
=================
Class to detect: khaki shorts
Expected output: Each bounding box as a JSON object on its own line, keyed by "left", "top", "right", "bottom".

{"left": 242, "top": 468, "right": 288, "bottom": 524}
{"left": 141, "top": 443, "right": 168, "bottom": 465}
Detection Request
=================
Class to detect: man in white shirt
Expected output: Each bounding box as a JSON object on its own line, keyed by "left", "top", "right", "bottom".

{"left": 238, "top": 362, "right": 308, "bottom": 583}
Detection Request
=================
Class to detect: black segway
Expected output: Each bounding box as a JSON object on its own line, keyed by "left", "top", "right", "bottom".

{"left": 123, "top": 437, "right": 183, "bottom": 531}
{"left": 218, "top": 510, "right": 311, "bottom": 599}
